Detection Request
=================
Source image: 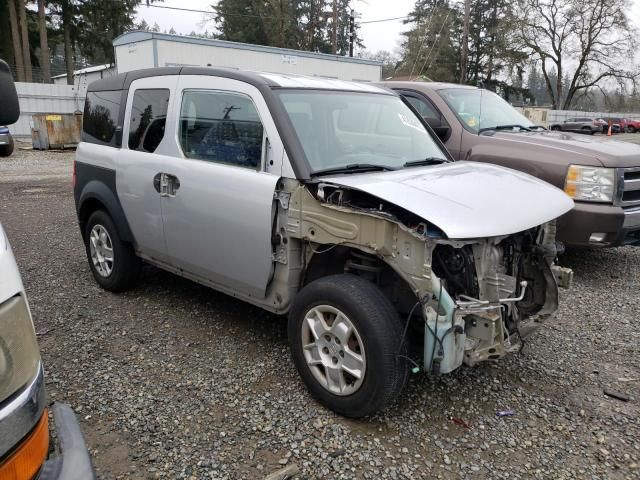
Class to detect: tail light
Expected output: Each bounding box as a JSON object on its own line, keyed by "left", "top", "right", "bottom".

{"left": 72, "top": 159, "right": 77, "bottom": 187}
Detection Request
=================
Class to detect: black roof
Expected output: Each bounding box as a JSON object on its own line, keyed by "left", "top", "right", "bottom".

{"left": 88, "top": 66, "right": 281, "bottom": 92}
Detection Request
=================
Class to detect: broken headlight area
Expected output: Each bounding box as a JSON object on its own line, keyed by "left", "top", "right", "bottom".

{"left": 425, "top": 224, "right": 564, "bottom": 374}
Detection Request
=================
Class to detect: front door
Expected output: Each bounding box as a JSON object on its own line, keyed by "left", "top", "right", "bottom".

{"left": 161, "top": 76, "right": 282, "bottom": 299}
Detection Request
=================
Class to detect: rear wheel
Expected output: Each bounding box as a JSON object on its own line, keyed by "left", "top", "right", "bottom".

{"left": 628, "top": 126, "right": 636, "bottom": 133}
{"left": 551, "top": 125, "right": 561, "bottom": 131}
{"left": 84, "top": 210, "right": 140, "bottom": 291}
{"left": 289, "top": 274, "right": 409, "bottom": 418}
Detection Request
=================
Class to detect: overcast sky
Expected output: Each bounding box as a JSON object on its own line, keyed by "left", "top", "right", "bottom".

{"left": 135, "top": 0, "right": 640, "bottom": 56}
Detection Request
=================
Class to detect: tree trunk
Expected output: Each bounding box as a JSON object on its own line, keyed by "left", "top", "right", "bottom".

{"left": 459, "top": 0, "right": 470, "bottom": 83}
{"left": 38, "top": 0, "right": 50, "bottom": 83}
{"left": 556, "top": 64, "right": 563, "bottom": 109}
{"left": 8, "top": 0, "right": 25, "bottom": 81}
{"left": 331, "top": 0, "right": 338, "bottom": 54}
{"left": 62, "top": 3, "right": 74, "bottom": 85}
{"left": 17, "top": 0, "right": 32, "bottom": 82}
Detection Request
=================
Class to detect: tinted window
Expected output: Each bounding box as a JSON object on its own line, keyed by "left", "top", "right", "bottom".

{"left": 83, "top": 91, "right": 121, "bottom": 145}
{"left": 405, "top": 95, "right": 440, "bottom": 120}
{"left": 128, "top": 89, "right": 170, "bottom": 153}
{"left": 179, "top": 90, "right": 263, "bottom": 169}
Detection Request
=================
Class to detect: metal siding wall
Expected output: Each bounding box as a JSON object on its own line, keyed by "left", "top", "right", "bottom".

{"left": 155, "top": 40, "right": 381, "bottom": 81}
{"left": 11, "top": 83, "right": 86, "bottom": 138}
{"left": 115, "top": 40, "right": 155, "bottom": 73}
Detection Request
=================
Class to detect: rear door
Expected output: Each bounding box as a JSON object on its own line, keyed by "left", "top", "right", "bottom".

{"left": 160, "top": 76, "right": 282, "bottom": 298}
{"left": 116, "top": 76, "right": 178, "bottom": 261}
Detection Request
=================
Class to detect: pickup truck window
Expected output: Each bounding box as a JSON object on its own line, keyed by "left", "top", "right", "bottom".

{"left": 179, "top": 90, "right": 263, "bottom": 169}
{"left": 437, "top": 88, "right": 536, "bottom": 133}
{"left": 405, "top": 95, "right": 440, "bottom": 120}
{"left": 277, "top": 90, "right": 445, "bottom": 172}
{"left": 128, "top": 89, "right": 170, "bottom": 153}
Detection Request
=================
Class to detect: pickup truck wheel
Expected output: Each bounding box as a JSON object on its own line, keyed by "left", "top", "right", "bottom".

{"left": 85, "top": 210, "right": 140, "bottom": 292}
{"left": 289, "top": 274, "right": 408, "bottom": 418}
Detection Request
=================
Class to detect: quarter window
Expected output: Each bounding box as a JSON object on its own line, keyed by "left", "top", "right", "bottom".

{"left": 179, "top": 90, "right": 263, "bottom": 169}
{"left": 128, "top": 89, "right": 170, "bottom": 153}
{"left": 82, "top": 91, "right": 122, "bottom": 146}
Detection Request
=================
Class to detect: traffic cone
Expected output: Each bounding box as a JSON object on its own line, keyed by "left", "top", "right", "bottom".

{"left": 607, "top": 124, "right": 612, "bottom": 136}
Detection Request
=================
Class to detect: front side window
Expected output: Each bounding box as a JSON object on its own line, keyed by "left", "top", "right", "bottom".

{"left": 405, "top": 95, "right": 441, "bottom": 121}
{"left": 437, "top": 88, "right": 537, "bottom": 133}
{"left": 179, "top": 90, "right": 263, "bottom": 169}
{"left": 128, "top": 89, "right": 170, "bottom": 153}
{"left": 82, "top": 90, "right": 122, "bottom": 146}
{"left": 276, "top": 90, "right": 446, "bottom": 173}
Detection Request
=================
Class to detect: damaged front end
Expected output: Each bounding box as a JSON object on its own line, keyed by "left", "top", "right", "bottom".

{"left": 284, "top": 168, "right": 573, "bottom": 375}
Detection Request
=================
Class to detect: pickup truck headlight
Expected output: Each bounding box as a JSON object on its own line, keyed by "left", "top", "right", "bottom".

{"left": 564, "top": 165, "right": 616, "bottom": 203}
{"left": 0, "top": 295, "right": 40, "bottom": 404}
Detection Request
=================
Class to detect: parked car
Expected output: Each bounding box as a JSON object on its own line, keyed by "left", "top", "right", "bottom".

{"left": 75, "top": 68, "right": 573, "bottom": 417}
{"left": 0, "top": 59, "right": 95, "bottom": 480}
{"left": 602, "top": 117, "right": 626, "bottom": 134}
{"left": 0, "top": 126, "right": 14, "bottom": 157}
{"left": 378, "top": 81, "right": 640, "bottom": 247}
{"left": 625, "top": 118, "right": 640, "bottom": 133}
{"left": 548, "top": 117, "right": 601, "bottom": 134}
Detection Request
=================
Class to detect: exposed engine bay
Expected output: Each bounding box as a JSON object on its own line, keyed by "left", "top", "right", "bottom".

{"left": 276, "top": 179, "right": 573, "bottom": 375}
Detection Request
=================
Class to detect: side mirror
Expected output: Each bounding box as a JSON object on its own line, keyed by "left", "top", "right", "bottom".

{"left": 423, "top": 116, "right": 451, "bottom": 141}
{"left": 0, "top": 59, "right": 19, "bottom": 125}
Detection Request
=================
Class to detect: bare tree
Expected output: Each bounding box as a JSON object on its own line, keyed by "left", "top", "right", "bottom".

{"left": 516, "top": 0, "right": 638, "bottom": 109}
{"left": 17, "top": 0, "right": 33, "bottom": 82}
{"left": 8, "top": 0, "right": 25, "bottom": 81}
{"left": 38, "top": 0, "right": 51, "bottom": 83}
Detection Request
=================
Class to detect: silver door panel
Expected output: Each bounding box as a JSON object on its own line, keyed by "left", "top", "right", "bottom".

{"left": 116, "top": 76, "right": 179, "bottom": 261}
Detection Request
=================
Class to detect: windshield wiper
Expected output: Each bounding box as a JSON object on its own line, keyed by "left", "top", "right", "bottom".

{"left": 311, "top": 163, "right": 397, "bottom": 177}
{"left": 403, "top": 157, "right": 449, "bottom": 167}
{"left": 478, "top": 124, "right": 533, "bottom": 133}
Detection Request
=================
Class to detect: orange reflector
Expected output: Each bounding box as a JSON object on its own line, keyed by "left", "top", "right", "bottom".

{"left": 564, "top": 183, "right": 577, "bottom": 197}
{"left": 0, "top": 410, "right": 49, "bottom": 480}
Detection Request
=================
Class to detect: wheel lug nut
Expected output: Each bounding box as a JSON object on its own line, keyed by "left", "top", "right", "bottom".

{"left": 324, "top": 334, "right": 331, "bottom": 342}
{"left": 322, "top": 347, "right": 329, "bottom": 354}
{"left": 339, "top": 351, "right": 344, "bottom": 357}
{"left": 335, "top": 338, "right": 341, "bottom": 344}
{"left": 332, "top": 357, "right": 338, "bottom": 364}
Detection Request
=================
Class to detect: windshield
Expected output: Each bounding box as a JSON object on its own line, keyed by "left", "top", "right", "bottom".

{"left": 276, "top": 90, "right": 447, "bottom": 173}
{"left": 437, "top": 88, "right": 536, "bottom": 133}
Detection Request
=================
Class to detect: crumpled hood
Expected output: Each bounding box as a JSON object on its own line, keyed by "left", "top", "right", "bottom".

{"left": 319, "top": 161, "right": 574, "bottom": 239}
{"left": 490, "top": 131, "right": 640, "bottom": 168}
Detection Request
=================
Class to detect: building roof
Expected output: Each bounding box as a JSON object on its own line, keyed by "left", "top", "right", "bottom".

{"left": 113, "top": 31, "right": 383, "bottom": 67}
{"left": 51, "top": 64, "right": 114, "bottom": 79}
{"left": 88, "top": 66, "right": 391, "bottom": 94}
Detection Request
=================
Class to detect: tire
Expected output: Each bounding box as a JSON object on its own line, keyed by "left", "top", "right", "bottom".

{"left": 550, "top": 125, "right": 561, "bottom": 131}
{"left": 289, "top": 274, "right": 409, "bottom": 418}
{"left": 0, "top": 136, "right": 14, "bottom": 157}
{"left": 84, "top": 210, "right": 141, "bottom": 292}
{"left": 628, "top": 126, "right": 636, "bottom": 133}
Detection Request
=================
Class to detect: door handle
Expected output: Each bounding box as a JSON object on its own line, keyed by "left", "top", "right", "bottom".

{"left": 166, "top": 174, "right": 180, "bottom": 196}
{"left": 154, "top": 173, "right": 180, "bottom": 197}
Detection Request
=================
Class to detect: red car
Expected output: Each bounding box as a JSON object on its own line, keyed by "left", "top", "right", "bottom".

{"left": 626, "top": 118, "right": 640, "bottom": 133}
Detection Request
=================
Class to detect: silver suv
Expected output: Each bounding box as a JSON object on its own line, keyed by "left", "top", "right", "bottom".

{"left": 74, "top": 67, "right": 573, "bottom": 417}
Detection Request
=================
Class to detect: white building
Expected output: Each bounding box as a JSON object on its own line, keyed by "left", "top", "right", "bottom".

{"left": 113, "top": 31, "right": 382, "bottom": 82}
{"left": 52, "top": 64, "right": 116, "bottom": 88}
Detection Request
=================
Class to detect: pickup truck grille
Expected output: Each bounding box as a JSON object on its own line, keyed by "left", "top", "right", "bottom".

{"left": 619, "top": 167, "right": 640, "bottom": 207}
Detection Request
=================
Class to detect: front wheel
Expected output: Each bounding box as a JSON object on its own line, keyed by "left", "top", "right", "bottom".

{"left": 550, "top": 125, "right": 561, "bottom": 131}
{"left": 0, "top": 136, "right": 14, "bottom": 157}
{"left": 289, "top": 274, "right": 408, "bottom": 418}
{"left": 84, "top": 210, "right": 141, "bottom": 292}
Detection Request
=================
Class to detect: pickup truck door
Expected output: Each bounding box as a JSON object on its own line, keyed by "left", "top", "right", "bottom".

{"left": 160, "top": 76, "right": 283, "bottom": 298}
{"left": 116, "top": 76, "right": 179, "bottom": 262}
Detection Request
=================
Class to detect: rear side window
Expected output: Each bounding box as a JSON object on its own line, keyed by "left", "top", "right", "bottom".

{"left": 83, "top": 91, "right": 121, "bottom": 145}
{"left": 179, "top": 90, "right": 263, "bottom": 169}
{"left": 128, "top": 89, "right": 170, "bottom": 153}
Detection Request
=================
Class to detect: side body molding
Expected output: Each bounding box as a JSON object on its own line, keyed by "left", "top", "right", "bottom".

{"left": 74, "top": 162, "right": 135, "bottom": 245}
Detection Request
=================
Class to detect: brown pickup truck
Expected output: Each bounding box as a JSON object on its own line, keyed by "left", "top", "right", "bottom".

{"left": 377, "top": 81, "right": 640, "bottom": 247}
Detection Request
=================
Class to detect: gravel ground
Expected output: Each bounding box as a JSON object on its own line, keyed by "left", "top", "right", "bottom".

{"left": 1, "top": 147, "right": 639, "bottom": 480}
